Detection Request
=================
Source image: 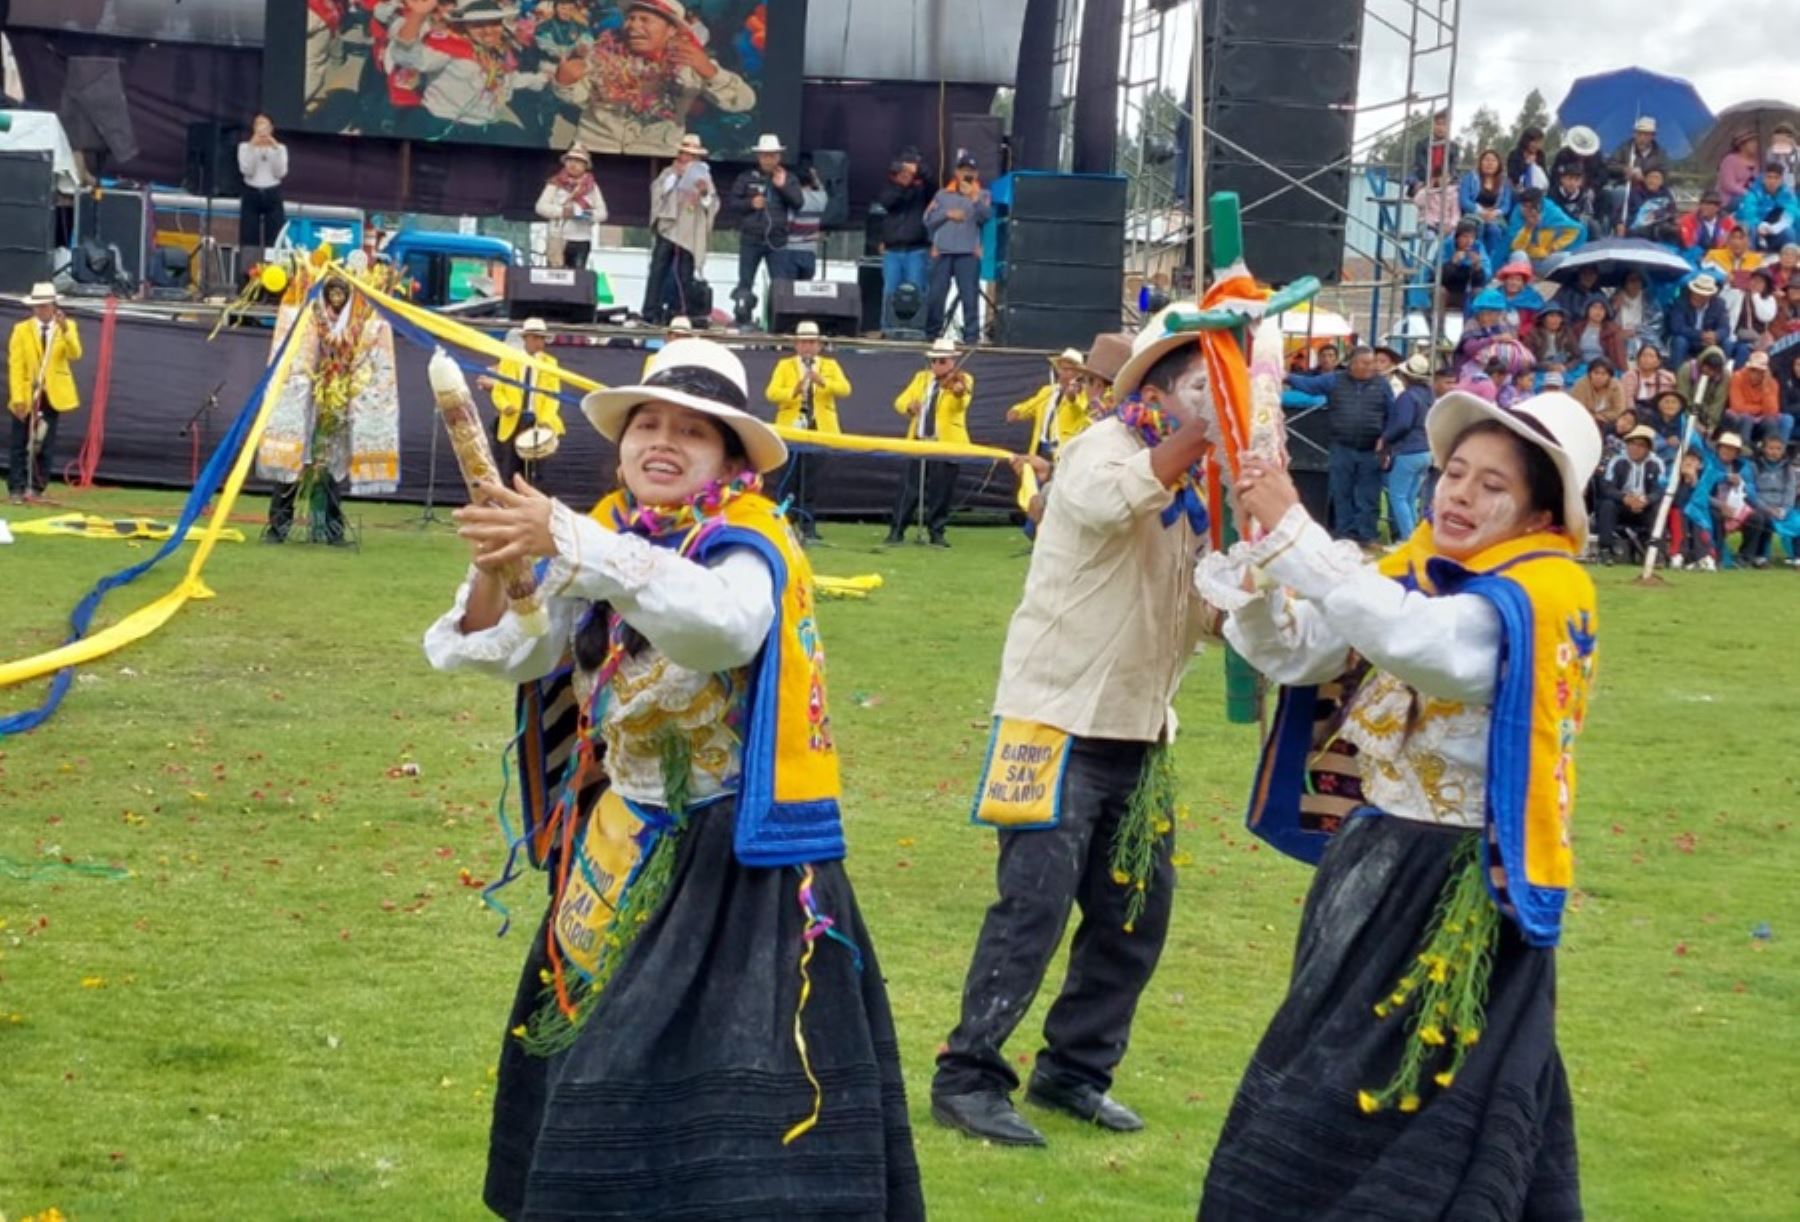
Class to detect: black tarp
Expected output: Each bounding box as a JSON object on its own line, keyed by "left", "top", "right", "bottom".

{"left": 0, "top": 301, "right": 1058, "bottom": 519}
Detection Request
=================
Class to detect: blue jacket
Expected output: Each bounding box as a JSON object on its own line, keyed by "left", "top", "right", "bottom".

{"left": 1667, "top": 294, "right": 1731, "bottom": 350}
{"left": 1382, "top": 383, "right": 1432, "bottom": 454}
{"left": 1458, "top": 171, "right": 1513, "bottom": 221}
{"left": 1286, "top": 370, "right": 1397, "bottom": 449}
{"left": 1736, "top": 181, "right": 1800, "bottom": 237}
{"left": 1439, "top": 234, "right": 1491, "bottom": 281}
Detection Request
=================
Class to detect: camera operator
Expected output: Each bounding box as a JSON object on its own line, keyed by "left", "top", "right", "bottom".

{"left": 729, "top": 132, "right": 804, "bottom": 321}
{"left": 878, "top": 147, "right": 931, "bottom": 334}
{"left": 782, "top": 158, "right": 830, "bottom": 281}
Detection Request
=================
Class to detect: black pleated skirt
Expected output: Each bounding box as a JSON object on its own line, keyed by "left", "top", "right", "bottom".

{"left": 1199, "top": 814, "right": 1581, "bottom": 1222}
{"left": 484, "top": 799, "right": 924, "bottom": 1221}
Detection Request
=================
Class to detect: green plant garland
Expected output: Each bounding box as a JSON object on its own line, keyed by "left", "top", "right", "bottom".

{"left": 1108, "top": 742, "right": 1176, "bottom": 933}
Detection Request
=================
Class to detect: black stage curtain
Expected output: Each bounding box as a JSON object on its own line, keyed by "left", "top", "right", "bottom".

{"left": 0, "top": 303, "right": 1059, "bottom": 519}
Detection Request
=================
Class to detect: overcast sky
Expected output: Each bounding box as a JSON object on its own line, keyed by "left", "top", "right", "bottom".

{"left": 1372, "top": 0, "right": 1785, "bottom": 137}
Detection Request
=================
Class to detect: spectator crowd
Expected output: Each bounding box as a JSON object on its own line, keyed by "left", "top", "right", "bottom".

{"left": 1288, "top": 109, "right": 1800, "bottom": 571}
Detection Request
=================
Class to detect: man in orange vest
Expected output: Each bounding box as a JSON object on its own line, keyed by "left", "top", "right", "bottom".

{"left": 8, "top": 282, "right": 82, "bottom": 503}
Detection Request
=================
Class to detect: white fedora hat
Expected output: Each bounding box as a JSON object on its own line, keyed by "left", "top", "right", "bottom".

{"left": 752, "top": 133, "right": 786, "bottom": 155}
{"left": 925, "top": 336, "right": 959, "bottom": 361}
{"left": 582, "top": 338, "right": 787, "bottom": 474}
{"left": 22, "top": 281, "right": 58, "bottom": 306}
{"left": 450, "top": 0, "right": 513, "bottom": 21}
{"left": 677, "top": 133, "right": 708, "bottom": 157}
{"left": 1565, "top": 125, "right": 1600, "bottom": 157}
{"left": 561, "top": 143, "right": 592, "bottom": 164}
{"left": 1050, "top": 347, "right": 1085, "bottom": 368}
{"left": 1425, "top": 390, "right": 1603, "bottom": 550}
{"left": 1113, "top": 303, "right": 1202, "bottom": 396}
{"left": 520, "top": 317, "right": 549, "bottom": 335}
{"left": 666, "top": 316, "right": 695, "bottom": 334}
{"left": 794, "top": 320, "right": 821, "bottom": 338}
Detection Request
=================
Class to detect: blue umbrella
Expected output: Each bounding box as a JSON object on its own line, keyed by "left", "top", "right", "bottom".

{"left": 1557, "top": 68, "right": 1714, "bottom": 160}
{"left": 1538, "top": 238, "right": 1693, "bottom": 287}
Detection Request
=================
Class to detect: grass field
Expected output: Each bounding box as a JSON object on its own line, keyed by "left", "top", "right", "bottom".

{"left": 1, "top": 487, "right": 1797, "bottom": 1221}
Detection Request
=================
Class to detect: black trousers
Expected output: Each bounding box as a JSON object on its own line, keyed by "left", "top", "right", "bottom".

{"left": 776, "top": 451, "right": 822, "bottom": 538}
{"left": 736, "top": 234, "right": 782, "bottom": 296}
{"left": 8, "top": 404, "right": 60, "bottom": 495}
{"left": 239, "top": 186, "right": 287, "bottom": 252}
{"left": 560, "top": 240, "right": 590, "bottom": 270}
{"left": 266, "top": 475, "right": 345, "bottom": 542}
{"left": 1595, "top": 495, "right": 1656, "bottom": 553}
{"left": 887, "top": 459, "right": 958, "bottom": 540}
{"left": 927, "top": 252, "right": 982, "bottom": 344}
{"left": 935, "top": 736, "right": 1176, "bottom": 1098}
{"left": 643, "top": 234, "right": 676, "bottom": 321}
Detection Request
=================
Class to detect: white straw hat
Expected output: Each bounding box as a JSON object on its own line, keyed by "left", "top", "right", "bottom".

{"left": 1425, "top": 390, "right": 1604, "bottom": 550}
{"left": 925, "top": 336, "right": 959, "bottom": 361}
{"left": 794, "top": 321, "right": 821, "bottom": 338}
{"left": 752, "top": 133, "right": 786, "bottom": 155}
{"left": 22, "top": 282, "right": 58, "bottom": 306}
{"left": 1113, "top": 303, "right": 1201, "bottom": 395}
{"left": 581, "top": 338, "right": 787, "bottom": 473}
{"left": 1565, "top": 126, "right": 1601, "bottom": 157}
{"left": 520, "top": 317, "right": 549, "bottom": 335}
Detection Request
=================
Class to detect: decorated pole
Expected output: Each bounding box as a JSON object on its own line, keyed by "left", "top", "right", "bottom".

{"left": 1209, "top": 194, "right": 1262, "bottom": 725}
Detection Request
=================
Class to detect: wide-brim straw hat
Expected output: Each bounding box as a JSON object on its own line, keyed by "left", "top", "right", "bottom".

{"left": 677, "top": 133, "right": 708, "bottom": 157}
{"left": 21, "top": 281, "right": 57, "bottom": 306}
{"left": 1113, "top": 303, "right": 1202, "bottom": 396}
{"left": 752, "top": 133, "right": 786, "bottom": 155}
{"left": 1565, "top": 126, "right": 1601, "bottom": 157}
{"left": 1425, "top": 390, "right": 1604, "bottom": 550}
{"left": 925, "top": 336, "right": 958, "bottom": 362}
{"left": 582, "top": 338, "right": 787, "bottom": 473}
{"left": 1050, "top": 347, "right": 1084, "bottom": 369}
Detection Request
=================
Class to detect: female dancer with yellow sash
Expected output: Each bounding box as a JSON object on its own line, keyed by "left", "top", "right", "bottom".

{"left": 424, "top": 338, "right": 922, "bottom": 1219}
{"left": 1194, "top": 390, "right": 1601, "bottom": 1220}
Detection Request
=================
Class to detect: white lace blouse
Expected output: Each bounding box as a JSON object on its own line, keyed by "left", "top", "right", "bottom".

{"left": 422, "top": 501, "right": 775, "bottom": 806}
{"left": 1197, "top": 504, "right": 1502, "bottom": 828}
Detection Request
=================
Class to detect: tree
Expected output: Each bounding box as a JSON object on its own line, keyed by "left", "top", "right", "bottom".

{"left": 1506, "top": 88, "right": 1555, "bottom": 150}
{"left": 1369, "top": 111, "right": 1436, "bottom": 174}
{"left": 1459, "top": 106, "right": 1506, "bottom": 159}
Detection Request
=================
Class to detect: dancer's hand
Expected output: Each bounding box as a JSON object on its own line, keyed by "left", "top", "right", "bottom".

{"left": 1235, "top": 454, "right": 1300, "bottom": 534}
{"left": 455, "top": 476, "right": 557, "bottom": 568}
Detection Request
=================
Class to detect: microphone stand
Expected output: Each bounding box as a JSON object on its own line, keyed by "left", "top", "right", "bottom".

{"left": 179, "top": 381, "right": 226, "bottom": 486}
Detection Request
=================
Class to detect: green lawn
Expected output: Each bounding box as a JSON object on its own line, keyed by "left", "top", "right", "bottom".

{"left": 1, "top": 488, "right": 1796, "bottom": 1221}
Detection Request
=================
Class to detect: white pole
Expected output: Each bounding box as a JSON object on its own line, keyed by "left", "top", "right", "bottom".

{"left": 1190, "top": 1, "right": 1205, "bottom": 281}
{"left": 1639, "top": 375, "right": 1708, "bottom": 578}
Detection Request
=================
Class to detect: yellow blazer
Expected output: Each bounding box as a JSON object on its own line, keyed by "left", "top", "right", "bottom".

{"left": 9, "top": 317, "right": 83, "bottom": 413}
{"left": 765, "top": 355, "right": 849, "bottom": 434}
{"left": 491, "top": 352, "right": 565, "bottom": 442}
{"left": 1008, "top": 383, "right": 1091, "bottom": 451}
{"left": 894, "top": 370, "right": 972, "bottom": 444}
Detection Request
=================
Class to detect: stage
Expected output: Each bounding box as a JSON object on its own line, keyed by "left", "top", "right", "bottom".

{"left": 0, "top": 301, "right": 1066, "bottom": 520}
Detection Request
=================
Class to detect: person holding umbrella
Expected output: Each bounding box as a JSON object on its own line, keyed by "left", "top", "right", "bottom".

{"left": 1606, "top": 116, "right": 1668, "bottom": 229}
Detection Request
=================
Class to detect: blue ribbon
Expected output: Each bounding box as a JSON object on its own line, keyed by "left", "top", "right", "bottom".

{"left": 363, "top": 298, "right": 589, "bottom": 413}
{"left": 0, "top": 284, "right": 321, "bottom": 739}
{"left": 1161, "top": 483, "right": 1210, "bottom": 535}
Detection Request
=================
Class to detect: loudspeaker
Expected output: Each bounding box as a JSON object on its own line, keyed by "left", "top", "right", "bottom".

{"left": 770, "top": 278, "right": 862, "bottom": 337}
{"left": 59, "top": 57, "right": 139, "bottom": 164}
{"left": 857, "top": 256, "right": 884, "bottom": 333}
{"left": 0, "top": 151, "right": 56, "bottom": 294}
{"left": 75, "top": 189, "right": 149, "bottom": 282}
{"left": 950, "top": 114, "right": 1005, "bottom": 182}
{"left": 809, "top": 149, "right": 850, "bottom": 229}
{"left": 506, "top": 266, "right": 597, "bottom": 322}
{"left": 1202, "top": 0, "right": 1362, "bottom": 284}
{"left": 185, "top": 121, "right": 245, "bottom": 196}
{"left": 998, "top": 172, "right": 1125, "bottom": 349}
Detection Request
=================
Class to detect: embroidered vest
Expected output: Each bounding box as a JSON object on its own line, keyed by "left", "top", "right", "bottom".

{"left": 1246, "top": 525, "right": 1598, "bottom": 947}
{"left": 587, "top": 489, "right": 845, "bottom": 867}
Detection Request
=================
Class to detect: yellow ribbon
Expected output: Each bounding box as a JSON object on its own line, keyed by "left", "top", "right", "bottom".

{"left": 0, "top": 303, "right": 312, "bottom": 691}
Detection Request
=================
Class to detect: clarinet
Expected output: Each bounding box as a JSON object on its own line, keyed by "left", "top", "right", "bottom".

{"left": 801, "top": 356, "right": 817, "bottom": 430}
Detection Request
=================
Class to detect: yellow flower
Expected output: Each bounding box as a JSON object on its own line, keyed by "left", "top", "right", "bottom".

{"left": 1460, "top": 1028, "right": 1481, "bottom": 1047}
{"left": 1398, "top": 1093, "right": 1421, "bottom": 1113}
{"left": 1373, "top": 1001, "right": 1391, "bottom": 1019}
{"left": 1135, "top": 880, "right": 1146, "bottom": 891}
{"left": 510, "top": 1024, "right": 528, "bottom": 1039}
{"left": 1418, "top": 1025, "right": 1446, "bottom": 1046}
{"left": 1153, "top": 818, "right": 1173, "bottom": 835}
{"left": 1434, "top": 1002, "right": 1449, "bottom": 1017}
{"left": 538, "top": 968, "right": 553, "bottom": 985}
{"left": 1356, "top": 1090, "right": 1381, "bottom": 1114}
{"left": 80, "top": 976, "right": 107, "bottom": 989}
{"left": 1388, "top": 990, "right": 1408, "bottom": 1007}
{"left": 1434, "top": 1071, "right": 1456, "bottom": 1088}
{"left": 1123, "top": 921, "right": 1136, "bottom": 934}
{"left": 1398, "top": 976, "right": 1418, "bottom": 990}
{"left": 1428, "top": 960, "right": 1450, "bottom": 984}
{"left": 1110, "top": 869, "right": 1130, "bottom": 885}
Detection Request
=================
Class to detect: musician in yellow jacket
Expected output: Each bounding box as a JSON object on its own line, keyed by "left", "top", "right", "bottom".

{"left": 8, "top": 283, "right": 82, "bottom": 503}
{"left": 1007, "top": 348, "right": 1091, "bottom": 462}
{"left": 764, "top": 321, "right": 848, "bottom": 540}
{"left": 479, "top": 317, "right": 565, "bottom": 487}
{"left": 885, "top": 336, "right": 974, "bottom": 547}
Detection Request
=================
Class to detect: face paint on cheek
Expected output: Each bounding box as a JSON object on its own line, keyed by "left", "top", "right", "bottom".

{"left": 1457, "top": 491, "right": 1521, "bottom": 553}
{"left": 1168, "top": 368, "right": 1218, "bottom": 442}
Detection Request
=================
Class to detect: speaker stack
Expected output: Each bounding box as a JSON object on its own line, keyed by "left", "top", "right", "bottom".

{"left": 1202, "top": 0, "right": 1363, "bottom": 285}
{"left": 0, "top": 151, "right": 57, "bottom": 295}
{"left": 997, "top": 172, "right": 1126, "bottom": 350}
{"left": 506, "top": 266, "right": 599, "bottom": 323}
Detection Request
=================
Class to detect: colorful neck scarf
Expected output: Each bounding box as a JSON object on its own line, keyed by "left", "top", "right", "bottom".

{"left": 1112, "top": 395, "right": 1209, "bottom": 534}
{"left": 551, "top": 167, "right": 597, "bottom": 211}
{"left": 582, "top": 471, "right": 765, "bottom": 692}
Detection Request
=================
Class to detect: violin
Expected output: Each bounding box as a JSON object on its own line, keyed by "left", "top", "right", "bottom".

{"left": 935, "top": 366, "right": 971, "bottom": 397}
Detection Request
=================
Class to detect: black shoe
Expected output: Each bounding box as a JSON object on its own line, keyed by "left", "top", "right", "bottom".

{"left": 1025, "top": 1074, "right": 1145, "bottom": 1132}
{"left": 261, "top": 530, "right": 286, "bottom": 545}
{"left": 929, "top": 535, "right": 950, "bottom": 549}
{"left": 931, "top": 1091, "right": 1046, "bottom": 1147}
{"left": 881, "top": 532, "right": 906, "bottom": 546}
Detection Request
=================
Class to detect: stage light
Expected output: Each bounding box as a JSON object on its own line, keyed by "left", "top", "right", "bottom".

{"left": 1138, "top": 284, "right": 1170, "bottom": 314}
{"left": 890, "top": 282, "right": 924, "bottom": 325}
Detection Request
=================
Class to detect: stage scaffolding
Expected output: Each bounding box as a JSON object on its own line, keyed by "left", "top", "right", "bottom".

{"left": 1097, "top": 0, "right": 1466, "bottom": 347}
